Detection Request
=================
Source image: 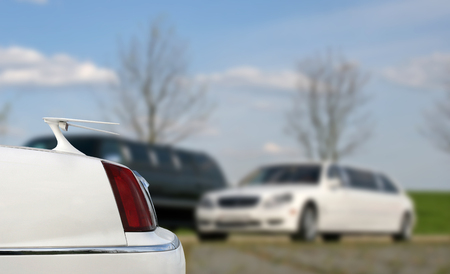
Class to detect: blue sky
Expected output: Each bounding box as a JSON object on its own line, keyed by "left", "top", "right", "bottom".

{"left": 0, "top": 0, "right": 449, "bottom": 189}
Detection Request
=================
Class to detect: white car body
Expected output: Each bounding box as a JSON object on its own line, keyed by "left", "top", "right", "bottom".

{"left": 196, "top": 162, "right": 415, "bottom": 240}
{"left": 0, "top": 118, "right": 185, "bottom": 273}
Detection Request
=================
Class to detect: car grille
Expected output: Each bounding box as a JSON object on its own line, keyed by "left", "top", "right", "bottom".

{"left": 218, "top": 196, "right": 259, "bottom": 208}
{"left": 215, "top": 220, "right": 261, "bottom": 228}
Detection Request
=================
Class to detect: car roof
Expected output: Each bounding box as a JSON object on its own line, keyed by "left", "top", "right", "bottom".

{"left": 0, "top": 144, "right": 95, "bottom": 159}
{"left": 25, "top": 134, "right": 206, "bottom": 156}
{"left": 257, "top": 162, "right": 387, "bottom": 176}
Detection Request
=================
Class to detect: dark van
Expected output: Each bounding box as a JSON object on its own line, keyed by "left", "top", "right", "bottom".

{"left": 25, "top": 135, "right": 227, "bottom": 228}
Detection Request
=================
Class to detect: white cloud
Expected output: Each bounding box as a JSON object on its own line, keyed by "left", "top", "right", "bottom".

{"left": 16, "top": 0, "right": 48, "bottom": 5}
{"left": 384, "top": 52, "right": 450, "bottom": 90}
{"left": 263, "top": 142, "right": 284, "bottom": 154}
{"left": 262, "top": 142, "right": 299, "bottom": 156}
{"left": 0, "top": 46, "right": 117, "bottom": 87}
{"left": 197, "top": 66, "right": 306, "bottom": 91}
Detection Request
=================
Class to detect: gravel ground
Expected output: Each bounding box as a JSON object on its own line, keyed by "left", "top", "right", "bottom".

{"left": 181, "top": 236, "right": 450, "bottom": 274}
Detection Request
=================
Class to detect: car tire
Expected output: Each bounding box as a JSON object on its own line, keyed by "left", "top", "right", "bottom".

{"left": 291, "top": 204, "right": 317, "bottom": 242}
{"left": 321, "top": 233, "right": 341, "bottom": 242}
{"left": 197, "top": 232, "right": 228, "bottom": 242}
{"left": 392, "top": 213, "right": 412, "bottom": 242}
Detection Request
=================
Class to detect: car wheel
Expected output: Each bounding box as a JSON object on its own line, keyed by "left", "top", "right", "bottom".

{"left": 321, "top": 233, "right": 341, "bottom": 242}
{"left": 197, "top": 232, "right": 228, "bottom": 242}
{"left": 392, "top": 213, "right": 412, "bottom": 242}
{"left": 291, "top": 205, "right": 317, "bottom": 242}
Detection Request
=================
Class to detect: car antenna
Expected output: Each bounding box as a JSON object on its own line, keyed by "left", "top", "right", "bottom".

{"left": 43, "top": 117, "right": 119, "bottom": 155}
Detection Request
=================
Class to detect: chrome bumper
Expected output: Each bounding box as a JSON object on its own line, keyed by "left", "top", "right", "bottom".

{"left": 0, "top": 235, "right": 180, "bottom": 255}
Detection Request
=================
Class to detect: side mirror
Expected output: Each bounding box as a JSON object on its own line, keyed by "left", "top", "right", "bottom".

{"left": 328, "top": 178, "right": 342, "bottom": 190}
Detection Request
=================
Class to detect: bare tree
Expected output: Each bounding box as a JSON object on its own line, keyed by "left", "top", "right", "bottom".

{"left": 422, "top": 74, "right": 450, "bottom": 154}
{"left": 286, "top": 52, "right": 372, "bottom": 162}
{"left": 109, "top": 19, "right": 212, "bottom": 144}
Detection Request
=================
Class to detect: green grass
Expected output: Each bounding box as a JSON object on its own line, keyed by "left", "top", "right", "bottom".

{"left": 173, "top": 227, "right": 195, "bottom": 236}
{"left": 408, "top": 191, "right": 450, "bottom": 234}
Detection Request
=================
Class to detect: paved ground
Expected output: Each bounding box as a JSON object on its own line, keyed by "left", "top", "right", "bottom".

{"left": 180, "top": 235, "right": 450, "bottom": 274}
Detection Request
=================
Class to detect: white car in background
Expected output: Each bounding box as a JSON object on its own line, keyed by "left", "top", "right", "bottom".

{"left": 0, "top": 118, "right": 185, "bottom": 274}
{"left": 196, "top": 162, "right": 415, "bottom": 242}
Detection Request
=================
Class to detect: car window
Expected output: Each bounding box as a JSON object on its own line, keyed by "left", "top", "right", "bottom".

{"left": 378, "top": 174, "right": 399, "bottom": 194}
{"left": 147, "top": 148, "right": 159, "bottom": 166}
{"left": 328, "top": 165, "right": 343, "bottom": 180}
{"left": 252, "top": 168, "right": 283, "bottom": 183}
{"left": 344, "top": 168, "right": 378, "bottom": 191}
{"left": 327, "top": 165, "right": 348, "bottom": 186}
{"left": 67, "top": 138, "right": 97, "bottom": 156}
{"left": 175, "top": 150, "right": 197, "bottom": 175}
{"left": 195, "top": 154, "right": 226, "bottom": 184}
{"left": 27, "top": 138, "right": 97, "bottom": 156}
{"left": 240, "top": 165, "right": 321, "bottom": 185}
{"left": 172, "top": 154, "right": 182, "bottom": 170}
{"left": 328, "top": 165, "right": 340, "bottom": 179}
{"left": 127, "top": 142, "right": 150, "bottom": 164}
{"left": 26, "top": 138, "right": 56, "bottom": 149}
{"left": 99, "top": 140, "right": 124, "bottom": 163}
{"left": 277, "top": 166, "right": 321, "bottom": 183}
{"left": 152, "top": 147, "right": 174, "bottom": 170}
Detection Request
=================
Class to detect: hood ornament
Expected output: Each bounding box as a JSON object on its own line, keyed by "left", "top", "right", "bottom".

{"left": 43, "top": 117, "right": 119, "bottom": 155}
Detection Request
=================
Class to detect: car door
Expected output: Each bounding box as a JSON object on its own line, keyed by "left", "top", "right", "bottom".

{"left": 374, "top": 173, "right": 404, "bottom": 232}
{"left": 145, "top": 146, "right": 180, "bottom": 203}
{"left": 343, "top": 168, "right": 384, "bottom": 232}
{"left": 173, "top": 150, "right": 202, "bottom": 203}
{"left": 319, "top": 164, "right": 355, "bottom": 232}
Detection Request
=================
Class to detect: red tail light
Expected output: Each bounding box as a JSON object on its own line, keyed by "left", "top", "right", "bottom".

{"left": 102, "top": 161, "right": 156, "bottom": 232}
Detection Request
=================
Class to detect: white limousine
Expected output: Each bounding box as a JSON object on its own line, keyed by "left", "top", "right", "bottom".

{"left": 0, "top": 118, "right": 185, "bottom": 274}
{"left": 196, "top": 162, "right": 415, "bottom": 242}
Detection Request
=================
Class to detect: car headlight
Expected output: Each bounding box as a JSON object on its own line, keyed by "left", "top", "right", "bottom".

{"left": 198, "top": 197, "right": 215, "bottom": 209}
{"left": 264, "top": 193, "right": 293, "bottom": 208}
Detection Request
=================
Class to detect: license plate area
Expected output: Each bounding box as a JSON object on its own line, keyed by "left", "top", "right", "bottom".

{"left": 216, "top": 215, "right": 260, "bottom": 228}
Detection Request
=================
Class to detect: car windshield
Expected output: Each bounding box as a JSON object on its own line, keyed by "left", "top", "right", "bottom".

{"left": 239, "top": 165, "right": 321, "bottom": 186}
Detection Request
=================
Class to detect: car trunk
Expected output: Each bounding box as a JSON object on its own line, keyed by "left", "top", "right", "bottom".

{"left": 0, "top": 146, "right": 126, "bottom": 248}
